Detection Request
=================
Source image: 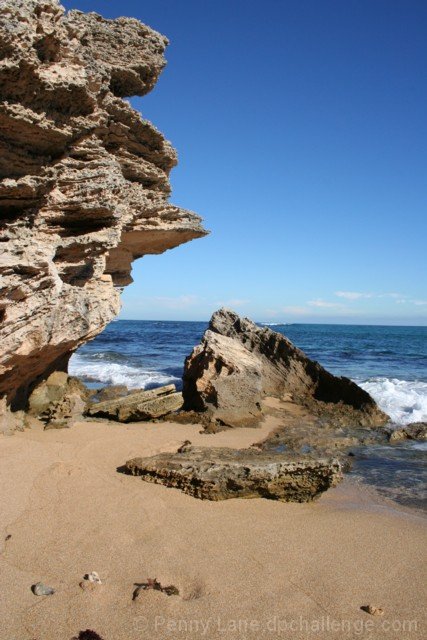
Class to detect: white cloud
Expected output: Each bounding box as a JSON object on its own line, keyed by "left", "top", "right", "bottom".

{"left": 335, "top": 291, "right": 373, "bottom": 300}
{"left": 308, "top": 299, "right": 346, "bottom": 309}
{"left": 335, "top": 291, "right": 415, "bottom": 304}
{"left": 379, "top": 292, "right": 403, "bottom": 299}
{"left": 412, "top": 300, "right": 427, "bottom": 306}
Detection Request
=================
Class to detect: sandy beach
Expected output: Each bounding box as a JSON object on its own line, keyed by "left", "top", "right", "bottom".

{"left": 1, "top": 417, "right": 425, "bottom": 640}
{"left": 1, "top": 1, "right": 426, "bottom": 639}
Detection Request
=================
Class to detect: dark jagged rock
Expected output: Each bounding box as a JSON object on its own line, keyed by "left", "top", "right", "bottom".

{"left": 124, "top": 445, "right": 343, "bottom": 502}
{"left": 183, "top": 308, "right": 388, "bottom": 428}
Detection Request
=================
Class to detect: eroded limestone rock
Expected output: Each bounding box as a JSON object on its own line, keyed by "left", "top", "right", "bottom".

{"left": 92, "top": 385, "right": 131, "bottom": 403}
{"left": 28, "top": 371, "right": 89, "bottom": 428}
{"left": 87, "top": 384, "right": 183, "bottom": 422}
{"left": 124, "top": 445, "right": 343, "bottom": 502}
{"left": 183, "top": 309, "right": 388, "bottom": 428}
{"left": 0, "top": 0, "right": 206, "bottom": 411}
{"left": 388, "top": 422, "right": 427, "bottom": 442}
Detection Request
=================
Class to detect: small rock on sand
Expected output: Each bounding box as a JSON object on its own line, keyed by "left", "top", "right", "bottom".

{"left": 84, "top": 571, "right": 102, "bottom": 584}
{"left": 361, "top": 604, "right": 384, "bottom": 616}
{"left": 32, "top": 582, "right": 54, "bottom": 596}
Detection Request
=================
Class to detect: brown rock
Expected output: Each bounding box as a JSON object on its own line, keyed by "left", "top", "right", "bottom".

{"left": 183, "top": 309, "right": 388, "bottom": 428}
{"left": 0, "top": 0, "right": 207, "bottom": 415}
{"left": 124, "top": 445, "right": 343, "bottom": 502}
{"left": 184, "top": 330, "right": 263, "bottom": 427}
{"left": 0, "top": 397, "right": 45, "bottom": 434}
{"left": 87, "top": 384, "right": 182, "bottom": 422}
{"left": 361, "top": 605, "right": 384, "bottom": 616}
{"left": 93, "top": 385, "right": 131, "bottom": 403}
{"left": 0, "top": 398, "right": 24, "bottom": 434}
{"left": 28, "top": 371, "right": 89, "bottom": 428}
{"left": 388, "top": 422, "right": 427, "bottom": 442}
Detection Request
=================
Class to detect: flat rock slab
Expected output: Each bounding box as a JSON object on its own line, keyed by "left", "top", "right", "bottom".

{"left": 124, "top": 446, "right": 342, "bottom": 502}
{"left": 87, "top": 385, "right": 183, "bottom": 422}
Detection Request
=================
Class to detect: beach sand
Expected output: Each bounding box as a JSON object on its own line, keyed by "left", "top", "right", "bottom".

{"left": 0, "top": 416, "right": 425, "bottom": 640}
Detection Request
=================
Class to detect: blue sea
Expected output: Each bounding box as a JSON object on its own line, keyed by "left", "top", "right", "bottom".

{"left": 70, "top": 321, "right": 427, "bottom": 509}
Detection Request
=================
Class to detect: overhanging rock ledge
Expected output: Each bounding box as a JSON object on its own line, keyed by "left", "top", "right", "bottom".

{"left": 0, "top": 0, "right": 207, "bottom": 409}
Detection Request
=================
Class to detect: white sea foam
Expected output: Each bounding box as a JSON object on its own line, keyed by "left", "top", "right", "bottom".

{"left": 357, "top": 377, "right": 427, "bottom": 425}
{"left": 259, "top": 322, "right": 292, "bottom": 326}
{"left": 69, "top": 354, "right": 180, "bottom": 389}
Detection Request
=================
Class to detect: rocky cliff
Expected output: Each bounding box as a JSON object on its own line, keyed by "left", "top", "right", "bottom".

{"left": 0, "top": 0, "right": 206, "bottom": 408}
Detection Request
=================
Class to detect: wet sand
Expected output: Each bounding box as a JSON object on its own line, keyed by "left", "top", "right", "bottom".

{"left": 0, "top": 416, "right": 426, "bottom": 640}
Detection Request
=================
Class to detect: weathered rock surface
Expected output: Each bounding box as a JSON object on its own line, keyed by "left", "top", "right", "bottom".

{"left": 0, "top": 396, "right": 43, "bottom": 434}
{"left": 183, "top": 309, "right": 388, "bottom": 428}
{"left": 0, "top": 0, "right": 206, "bottom": 411}
{"left": 28, "top": 370, "right": 89, "bottom": 428}
{"left": 388, "top": 422, "right": 427, "bottom": 442}
{"left": 87, "top": 384, "right": 182, "bottom": 422}
{"left": 124, "top": 445, "right": 343, "bottom": 502}
{"left": 92, "top": 385, "right": 131, "bottom": 403}
{"left": 184, "top": 330, "right": 263, "bottom": 427}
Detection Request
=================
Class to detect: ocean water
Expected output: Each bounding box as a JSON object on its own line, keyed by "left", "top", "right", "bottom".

{"left": 70, "top": 321, "right": 427, "bottom": 425}
{"left": 70, "top": 321, "right": 427, "bottom": 509}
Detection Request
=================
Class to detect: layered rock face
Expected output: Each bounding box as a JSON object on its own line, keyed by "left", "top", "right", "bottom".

{"left": 183, "top": 309, "right": 388, "bottom": 428}
{"left": 87, "top": 384, "right": 183, "bottom": 422}
{"left": 0, "top": 0, "right": 206, "bottom": 408}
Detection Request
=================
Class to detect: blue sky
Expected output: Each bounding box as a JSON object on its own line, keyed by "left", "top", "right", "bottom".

{"left": 63, "top": 0, "right": 426, "bottom": 324}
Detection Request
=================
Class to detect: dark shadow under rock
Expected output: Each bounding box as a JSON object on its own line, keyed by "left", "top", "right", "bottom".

{"left": 72, "top": 631, "right": 105, "bottom": 640}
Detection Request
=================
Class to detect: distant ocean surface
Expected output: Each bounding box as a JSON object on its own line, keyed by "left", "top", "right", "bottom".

{"left": 70, "top": 321, "right": 427, "bottom": 425}
{"left": 70, "top": 321, "right": 427, "bottom": 509}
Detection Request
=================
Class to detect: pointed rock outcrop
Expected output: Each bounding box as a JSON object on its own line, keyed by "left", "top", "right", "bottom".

{"left": 183, "top": 309, "right": 388, "bottom": 428}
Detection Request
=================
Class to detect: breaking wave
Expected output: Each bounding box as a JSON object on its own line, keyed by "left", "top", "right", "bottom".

{"left": 358, "top": 377, "right": 427, "bottom": 424}
{"left": 69, "top": 353, "right": 180, "bottom": 390}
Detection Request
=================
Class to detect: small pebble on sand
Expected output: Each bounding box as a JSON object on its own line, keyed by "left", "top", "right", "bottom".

{"left": 362, "top": 604, "right": 384, "bottom": 616}
{"left": 84, "top": 571, "right": 102, "bottom": 584}
{"left": 32, "top": 582, "right": 55, "bottom": 596}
